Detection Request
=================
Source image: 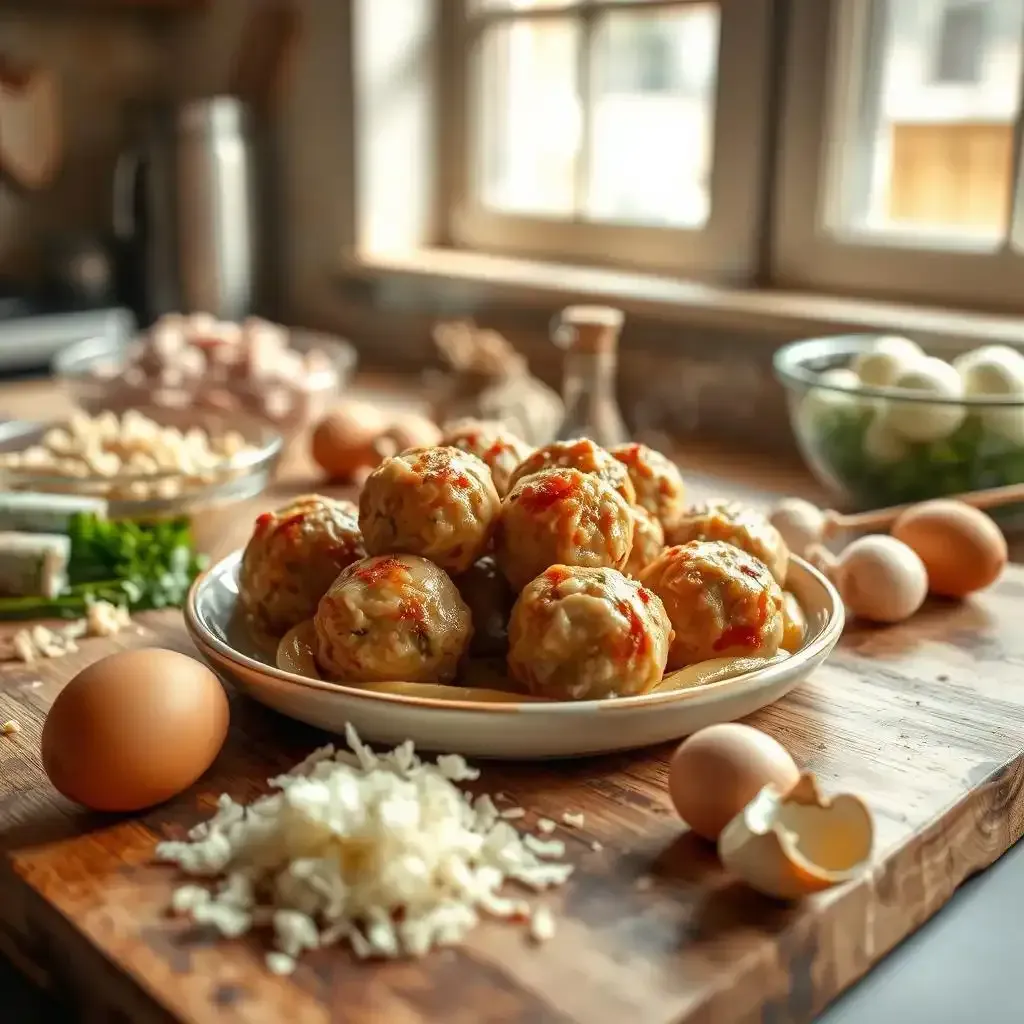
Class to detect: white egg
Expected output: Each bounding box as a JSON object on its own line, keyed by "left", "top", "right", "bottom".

{"left": 862, "top": 415, "right": 910, "bottom": 464}
{"left": 953, "top": 344, "right": 1024, "bottom": 399}
{"left": 851, "top": 335, "right": 924, "bottom": 388}
{"left": 835, "top": 535, "right": 928, "bottom": 624}
{"left": 881, "top": 358, "right": 965, "bottom": 443}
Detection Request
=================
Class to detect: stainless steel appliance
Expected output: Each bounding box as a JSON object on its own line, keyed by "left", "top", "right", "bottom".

{"left": 113, "top": 97, "right": 259, "bottom": 326}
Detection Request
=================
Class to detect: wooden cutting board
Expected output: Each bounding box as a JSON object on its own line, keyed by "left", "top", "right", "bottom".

{"left": 1, "top": 381, "right": 1023, "bottom": 1023}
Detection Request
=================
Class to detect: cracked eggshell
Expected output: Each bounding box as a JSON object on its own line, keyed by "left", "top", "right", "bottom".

{"left": 851, "top": 335, "right": 924, "bottom": 387}
{"left": 718, "top": 773, "right": 873, "bottom": 900}
{"left": 881, "top": 358, "right": 965, "bottom": 442}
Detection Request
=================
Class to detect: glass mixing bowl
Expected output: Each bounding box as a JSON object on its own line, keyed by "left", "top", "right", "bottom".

{"left": 774, "top": 334, "right": 1024, "bottom": 510}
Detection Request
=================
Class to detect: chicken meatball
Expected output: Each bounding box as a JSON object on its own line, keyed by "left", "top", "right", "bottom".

{"left": 639, "top": 540, "right": 784, "bottom": 668}
{"left": 314, "top": 554, "right": 472, "bottom": 683}
{"left": 240, "top": 494, "right": 365, "bottom": 637}
{"left": 609, "top": 442, "right": 686, "bottom": 529}
{"left": 624, "top": 505, "right": 665, "bottom": 578}
{"left": 494, "top": 467, "right": 634, "bottom": 592}
{"left": 441, "top": 418, "right": 534, "bottom": 497}
{"left": 781, "top": 591, "right": 807, "bottom": 653}
{"left": 665, "top": 500, "right": 789, "bottom": 584}
{"left": 508, "top": 565, "right": 672, "bottom": 700}
{"left": 454, "top": 555, "right": 515, "bottom": 657}
{"left": 359, "top": 446, "right": 500, "bottom": 574}
{"left": 507, "top": 438, "right": 636, "bottom": 506}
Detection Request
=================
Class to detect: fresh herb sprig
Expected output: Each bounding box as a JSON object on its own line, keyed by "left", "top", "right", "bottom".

{"left": 0, "top": 513, "right": 208, "bottom": 620}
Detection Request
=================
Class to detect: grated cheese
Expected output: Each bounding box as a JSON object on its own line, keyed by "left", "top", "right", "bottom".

{"left": 561, "top": 812, "right": 585, "bottom": 829}
{"left": 1, "top": 720, "right": 20, "bottom": 736}
{"left": 536, "top": 818, "right": 558, "bottom": 835}
{"left": 7, "top": 601, "right": 131, "bottom": 663}
{"left": 155, "top": 725, "right": 574, "bottom": 971}
{"left": 529, "top": 905, "right": 556, "bottom": 943}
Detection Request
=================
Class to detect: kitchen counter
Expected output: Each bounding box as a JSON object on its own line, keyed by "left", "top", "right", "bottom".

{"left": 1, "top": 373, "right": 1021, "bottom": 1023}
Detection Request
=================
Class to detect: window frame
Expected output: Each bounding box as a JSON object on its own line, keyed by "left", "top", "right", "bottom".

{"left": 439, "top": 0, "right": 776, "bottom": 284}
{"left": 772, "top": 0, "right": 1024, "bottom": 313}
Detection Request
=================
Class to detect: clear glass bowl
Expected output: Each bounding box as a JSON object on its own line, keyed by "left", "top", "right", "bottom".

{"left": 0, "top": 406, "right": 283, "bottom": 520}
{"left": 53, "top": 328, "right": 357, "bottom": 447}
{"left": 774, "top": 334, "right": 1024, "bottom": 510}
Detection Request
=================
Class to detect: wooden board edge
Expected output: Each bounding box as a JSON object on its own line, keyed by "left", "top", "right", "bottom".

{"left": 690, "top": 752, "right": 1024, "bottom": 1024}
{"left": 1, "top": 754, "right": 1022, "bottom": 1024}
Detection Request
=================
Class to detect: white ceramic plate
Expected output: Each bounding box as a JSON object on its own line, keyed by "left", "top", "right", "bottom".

{"left": 185, "top": 551, "right": 843, "bottom": 759}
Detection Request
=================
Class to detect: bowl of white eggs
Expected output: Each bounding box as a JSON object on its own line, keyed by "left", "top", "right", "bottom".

{"left": 774, "top": 334, "right": 1024, "bottom": 510}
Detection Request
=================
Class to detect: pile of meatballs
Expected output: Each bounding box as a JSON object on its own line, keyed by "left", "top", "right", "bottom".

{"left": 238, "top": 420, "right": 807, "bottom": 702}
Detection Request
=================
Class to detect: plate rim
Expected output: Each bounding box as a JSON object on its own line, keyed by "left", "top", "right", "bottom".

{"left": 185, "top": 550, "right": 844, "bottom": 717}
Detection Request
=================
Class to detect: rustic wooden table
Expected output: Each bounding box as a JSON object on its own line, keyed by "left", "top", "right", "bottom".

{"left": 2, "top": 375, "right": 1023, "bottom": 1024}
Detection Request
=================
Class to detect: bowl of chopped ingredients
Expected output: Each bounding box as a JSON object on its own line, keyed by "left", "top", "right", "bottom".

{"left": 774, "top": 334, "right": 1024, "bottom": 510}
{"left": 0, "top": 405, "right": 282, "bottom": 518}
{"left": 54, "top": 314, "right": 356, "bottom": 447}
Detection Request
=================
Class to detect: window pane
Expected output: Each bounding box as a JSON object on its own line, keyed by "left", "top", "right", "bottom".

{"left": 830, "top": 0, "right": 1024, "bottom": 245}
{"left": 471, "top": 0, "right": 580, "bottom": 11}
{"left": 586, "top": 5, "right": 719, "bottom": 227}
{"left": 475, "top": 20, "right": 580, "bottom": 217}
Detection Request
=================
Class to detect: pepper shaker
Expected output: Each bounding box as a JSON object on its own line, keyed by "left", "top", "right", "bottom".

{"left": 552, "top": 304, "right": 629, "bottom": 447}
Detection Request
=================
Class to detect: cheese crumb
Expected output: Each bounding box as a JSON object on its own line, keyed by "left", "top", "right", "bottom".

{"left": 1, "top": 720, "right": 20, "bottom": 736}
{"left": 529, "top": 906, "right": 556, "bottom": 943}
{"left": 536, "top": 818, "right": 557, "bottom": 835}
{"left": 8, "top": 601, "right": 131, "bottom": 663}
{"left": 561, "top": 812, "right": 585, "bottom": 829}
{"left": 499, "top": 807, "right": 525, "bottom": 820}
{"left": 156, "top": 724, "right": 573, "bottom": 970}
{"left": 590, "top": 840, "right": 603, "bottom": 852}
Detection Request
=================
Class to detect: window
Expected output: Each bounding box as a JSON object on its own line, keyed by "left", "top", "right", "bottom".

{"left": 774, "top": 0, "right": 1024, "bottom": 310}
{"left": 932, "top": 2, "right": 989, "bottom": 84}
{"left": 445, "top": 0, "right": 774, "bottom": 280}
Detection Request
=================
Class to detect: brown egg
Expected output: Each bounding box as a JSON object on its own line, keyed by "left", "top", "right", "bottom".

{"left": 377, "top": 413, "right": 443, "bottom": 457}
{"left": 311, "top": 401, "right": 388, "bottom": 480}
{"left": 891, "top": 500, "right": 1007, "bottom": 598}
{"left": 668, "top": 723, "right": 800, "bottom": 841}
{"left": 41, "top": 648, "right": 229, "bottom": 812}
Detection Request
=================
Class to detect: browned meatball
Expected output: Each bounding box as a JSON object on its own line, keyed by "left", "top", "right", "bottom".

{"left": 239, "top": 494, "right": 365, "bottom": 637}
{"left": 665, "top": 500, "right": 789, "bottom": 584}
{"left": 609, "top": 443, "right": 686, "bottom": 529}
{"left": 507, "top": 438, "right": 636, "bottom": 506}
{"left": 440, "top": 418, "right": 534, "bottom": 497}
{"left": 624, "top": 505, "right": 665, "bottom": 578}
{"left": 314, "top": 554, "right": 472, "bottom": 683}
{"left": 359, "top": 446, "right": 500, "bottom": 574}
{"left": 453, "top": 555, "right": 515, "bottom": 657}
{"left": 494, "top": 467, "right": 634, "bottom": 592}
{"left": 507, "top": 565, "right": 672, "bottom": 700}
{"left": 639, "top": 540, "right": 784, "bottom": 668}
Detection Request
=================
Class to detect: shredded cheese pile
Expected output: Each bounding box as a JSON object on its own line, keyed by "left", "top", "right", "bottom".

{"left": 8, "top": 600, "right": 132, "bottom": 663}
{"left": 155, "top": 725, "right": 573, "bottom": 975}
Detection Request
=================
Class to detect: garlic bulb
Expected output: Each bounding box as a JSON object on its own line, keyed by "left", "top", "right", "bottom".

{"left": 768, "top": 498, "right": 827, "bottom": 560}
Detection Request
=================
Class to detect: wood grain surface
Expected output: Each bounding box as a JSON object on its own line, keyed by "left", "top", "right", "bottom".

{"left": 1, "top": 376, "right": 1023, "bottom": 1024}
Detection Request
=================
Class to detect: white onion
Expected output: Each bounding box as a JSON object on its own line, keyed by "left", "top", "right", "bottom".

{"left": 881, "top": 357, "right": 965, "bottom": 442}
